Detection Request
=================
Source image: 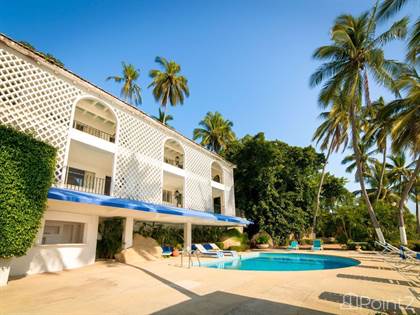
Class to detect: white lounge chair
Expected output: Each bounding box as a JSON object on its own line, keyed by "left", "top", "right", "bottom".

{"left": 205, "top": 243, "right": 238, "bottom": 257}
{"left": 192, "top": 244, "right": 224, "bottom": 258}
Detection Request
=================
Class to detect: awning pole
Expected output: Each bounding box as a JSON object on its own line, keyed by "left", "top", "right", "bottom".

{"left": 123, "top": 217, "right": 134, "bottom": 249}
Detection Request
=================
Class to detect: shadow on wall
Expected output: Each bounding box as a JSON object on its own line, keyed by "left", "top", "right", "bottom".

{"left": 123, "top": 263, "right": 332, "bottom": 315}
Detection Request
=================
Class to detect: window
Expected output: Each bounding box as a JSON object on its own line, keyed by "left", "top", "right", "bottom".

{"left": 42, "top": 220, "right": 85, "bottom": 244}
{"left": 162, "top": 190, "right": 172, "bottom": 203}
{"left": 66, "top": 167, "right": 96, "bottom": 189}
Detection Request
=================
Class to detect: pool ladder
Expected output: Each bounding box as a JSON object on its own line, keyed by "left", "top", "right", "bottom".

{"left": 180, "top": 249, "right": 201, "bottom": 268}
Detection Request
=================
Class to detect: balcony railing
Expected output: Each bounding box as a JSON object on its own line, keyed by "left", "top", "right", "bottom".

{"left": 62, "top": 166, "right": 112, "bottom": 196}
{"left": 73, "top": 120, "right": 115, "bottom": 143}
{"left": 164, "top": 157, "right": 184, "bottom": 169}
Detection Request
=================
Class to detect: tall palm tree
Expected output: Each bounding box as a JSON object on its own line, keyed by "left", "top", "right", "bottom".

{"left": 382, "top": 67, "right": 420, "bottom": 244}
{"left": 152, "top": 108, "right": 173, "bottom": 126}
{"left": 364, "top": 97, "right": 389, "bottom": 202}
{"left": 107, "top": 62, "right": 142, "bottom": 106}
{"left": 148, "top": 57, "right": 190, "bottom": 125}
{"left": 311, "top": 92, "right": 349, "bottom": 237}
{"left": 193, "top": 112, "right": 236, "bottom": 154}
{"left": 409, "top": 176, "right": 420, "bottom": 233}
{"left": 310, "top": 10, "right": 407, "bottom": 243}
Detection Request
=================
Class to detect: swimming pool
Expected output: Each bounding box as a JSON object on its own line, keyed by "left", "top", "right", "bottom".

{"left": 202, "top": 253, "right": 360, "bottom": 271}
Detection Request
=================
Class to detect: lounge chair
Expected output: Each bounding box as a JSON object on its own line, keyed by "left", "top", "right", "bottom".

{"left": 287, "top": 240, "right": 299, "bottom": 250}
{"left": 204, "top": 243, "right": 238, "bottom": 257}
{"left": 161, "top": 246, "right": 173, "bottom": 257}
{"left": 192, "top": 244, "right": 224, "bottom": 258}
{"left": 312, "top": 239, "right": 323, "bottom": 250}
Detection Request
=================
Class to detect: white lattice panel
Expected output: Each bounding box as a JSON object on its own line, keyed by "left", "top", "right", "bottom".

{"left": 0, "top": 41, "right": 236, "bottom": 214}
{"left": 113, "top": 110, "right": 165, "bottom": 203}
{"left": 0, "top": 47, "right": 82, "bottom": 181}
{"left": 184, "top": 143, "right": 213, "bottom": 211}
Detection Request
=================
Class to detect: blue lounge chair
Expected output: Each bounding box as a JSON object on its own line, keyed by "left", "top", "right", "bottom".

{"left": 204, "top": 243, "right": 238, "bottom": 257}
{"left": 287, "top": 240, "right": 299, "bottom": 250}
{"left": 192, "top": 244, "right": 224, "bottom": 258}
{"left": 312, "top": 239, "right": 323, "bottom": 250}
{"left": 162, "top": 246, "right": 173, "bottom": 257}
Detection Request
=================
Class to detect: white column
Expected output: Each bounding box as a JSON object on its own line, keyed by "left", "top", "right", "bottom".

{"left": 183, "top": 222, "right": 192, "bottom": 251}
{"left": 123, "top": 217, "right": 134, "bottom": 249}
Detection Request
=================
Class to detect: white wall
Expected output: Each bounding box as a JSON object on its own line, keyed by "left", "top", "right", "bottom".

{"left": 10, "top": 210, "right": 99, "bottom": 276}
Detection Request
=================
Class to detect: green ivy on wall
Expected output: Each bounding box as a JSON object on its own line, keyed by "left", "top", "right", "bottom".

{"left": 0, "top": 125, "right": 56, "bottom": 258}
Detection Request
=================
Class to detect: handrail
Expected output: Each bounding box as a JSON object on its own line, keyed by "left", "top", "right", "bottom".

{"left": 180, "top": 249, "right": 201, "bottom": 268}
{"left": 73, "top": 120, "right": 115, "bottom": 143}
{"left": 62, "top": 166, "right": 111, "bottom": 196}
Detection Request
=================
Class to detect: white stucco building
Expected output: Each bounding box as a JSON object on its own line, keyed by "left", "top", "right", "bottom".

{"left": 0, "top": 34, "right": 249, "bottom": 276}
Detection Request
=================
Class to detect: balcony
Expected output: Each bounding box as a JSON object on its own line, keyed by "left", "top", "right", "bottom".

{"left": 62, "top": 166, "right": 112, "bottom": 196}
{"left": 73, "top": 120, "right": 115, "bottom": 143}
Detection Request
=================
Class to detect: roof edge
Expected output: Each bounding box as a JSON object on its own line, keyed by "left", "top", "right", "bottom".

{"left": 0, "top": 33, "right": 236, "bottom": 168}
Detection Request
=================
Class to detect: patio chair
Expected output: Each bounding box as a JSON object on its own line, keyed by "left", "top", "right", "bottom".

{"left": 204, "top": 243, "right": 238, "bottom": 257}
{"left": 161, "top": 246, "right": 173, "bottom": 257}
{"left": 192, "top": 244, "right": 224, "bottom": 258}
{"left": 287, "top": 240, "right": 299, "bottom": 250}
{"left": 312, "top": 239, "right": 323, "bottom": 250}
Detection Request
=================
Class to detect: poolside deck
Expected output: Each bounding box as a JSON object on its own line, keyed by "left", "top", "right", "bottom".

{"left": 1, "top": 250, "right": 418, "bottom": 314}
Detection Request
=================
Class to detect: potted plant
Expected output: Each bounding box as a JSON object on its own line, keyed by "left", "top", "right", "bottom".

{"left": 172, "top": 244, "right": 182, "bottom": 257}
{"left": 256, "top": 235, "right": 270, "bottom": 249}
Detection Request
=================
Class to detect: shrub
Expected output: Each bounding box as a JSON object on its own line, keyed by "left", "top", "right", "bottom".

{"left": 407, "top": 240, "right": 420, "bottom": 252}
{"left": 221, "top": 228, "right": 242, "bottom": 239}
{"left": 96, "top": 218, "right": 124, "bottom": 259}
{"left": 0, "top": 125, "right": 56, "bottom": 258}
{"left": 229, "top": 244, "right": 249, "bottom": 252}
{"left": 256, "top": 235, "right": 270, "bottom": 244}
{"left": 215, "top": 242, "right": 225, "bottom": 250}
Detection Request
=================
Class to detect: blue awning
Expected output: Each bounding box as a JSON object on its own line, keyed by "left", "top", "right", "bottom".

{"left": 48, "top": 187, "right": 252, "bottom": 225}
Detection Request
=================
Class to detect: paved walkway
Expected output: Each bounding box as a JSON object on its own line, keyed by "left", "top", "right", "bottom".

{"left": 0, "top": 250, "right": 419, "bottom": 314}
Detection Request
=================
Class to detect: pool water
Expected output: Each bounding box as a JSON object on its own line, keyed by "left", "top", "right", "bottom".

{"left": 203, "top": 253, "right": 360, "bottom": 271}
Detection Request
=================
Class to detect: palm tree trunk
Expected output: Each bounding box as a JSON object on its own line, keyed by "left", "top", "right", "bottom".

{"left": 349, "top": 96, "right": 385, "bottom": 243}
{"left": 363, "top": 70, "right": 371, "bottom": 107}
{"left": 375, "top": 142, "right": 387, "bottom": 203}
{"left": 162, "top": 105, "right": 167, "bottom": 125}
{"left": 311, "top": 140, "right": 333, "bottom": 239}
{"left": 398, "top": 157, "right": 420, "bottom": 245}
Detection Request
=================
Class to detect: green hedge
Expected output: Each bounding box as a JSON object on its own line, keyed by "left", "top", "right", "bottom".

{"left": 0, "top": 125, "right": 56, "bottom": 258}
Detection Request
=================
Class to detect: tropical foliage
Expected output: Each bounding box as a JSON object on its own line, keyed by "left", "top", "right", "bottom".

{"left": 0, "top": 125, "right": 56, "bottom": 258}
{"left": 107, "top": 62, "right": 142, "bottom": 106}
{"left": 152, "top": 108, "right": 174, "bottom": 126}
{"left": 149, "top": 57, "right": 189, "bottom": 125}
{"left": 193, "top": 111, "right": 236, "bottom": 153}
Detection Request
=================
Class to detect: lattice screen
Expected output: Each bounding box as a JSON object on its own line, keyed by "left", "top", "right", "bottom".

{"left": 223, "top": 167, "right": 236, "bottom": 216}
{"left": 0, "top": 43, "right": 236, "bottom": 214}
{"left": 0, "top": 47, "right": 82, "bottom": 181}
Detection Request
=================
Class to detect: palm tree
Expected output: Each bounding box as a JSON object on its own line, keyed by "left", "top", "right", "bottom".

{"left": 311, "top": 92, "right": 349, "bottom": 237}
{"left": 377, "top": 0, "right": 419, "bottom": 64}
{"left": 382, "top": 67, "right": 420, "bottom": 244}
{"left": 363, "top": 160, "right": 399, "bottom": 204}
{"left": 387, "top": 152, "right": 413, "bottom": 193}
{"left": 152, "top": 108, "right": 173, "bottom": 126}
{"left": 310, "top": 10, "right": 407, "bottom": 243}
{"left": 364, "top": 97, "right": 389, "bottom": 202}
{"left": 193, "top": 112, "right": 236, "bottom": 153}
{"left": 341, "top": 142, "right": 376, "bottom": 181}
{"left": 107, "top": 62, "right": 142, "bottom": 106}
{"left": 148, "top": 57, "right": 190, "bottom": 125}
{"left": 409, "top": 176, "right": 420, "bottom": 233}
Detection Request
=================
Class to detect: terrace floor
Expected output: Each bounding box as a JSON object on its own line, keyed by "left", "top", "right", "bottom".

{"left": 0, "top": 250, "right": 419, "bottom": 314}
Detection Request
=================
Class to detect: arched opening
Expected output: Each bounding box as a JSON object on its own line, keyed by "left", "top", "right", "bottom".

{"left": 211, "top": 161, "right": 224, "bottom": 214}
{"left": 63, "top": 98, "right": 117, "bottom": 195}
{"left": 73, "top": 98, "right": 117, "bottom": 143}
{"left": 162, "top": 139, "right": 185, "bottom": 207}
{"left": 163, "top": 139, "right": 184, "bottom": 169}
{"left": 211, "top": 161, "right": 223, "bottom": 184}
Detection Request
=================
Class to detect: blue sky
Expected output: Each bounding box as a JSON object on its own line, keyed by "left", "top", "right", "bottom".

{"left": 1, "top": 0, "right": 417, "bottom": 195}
